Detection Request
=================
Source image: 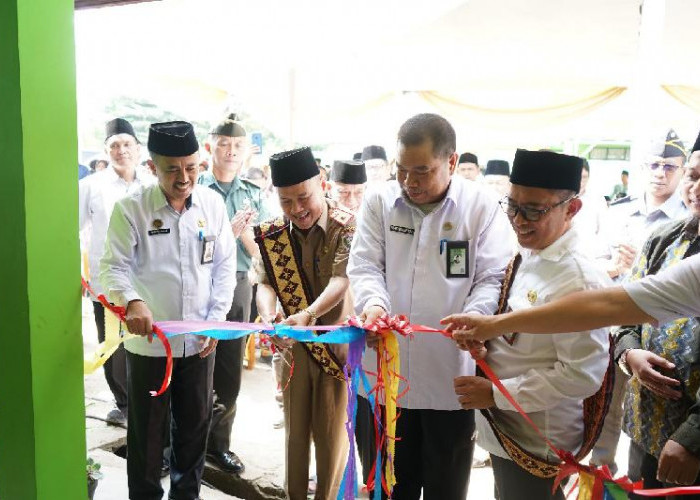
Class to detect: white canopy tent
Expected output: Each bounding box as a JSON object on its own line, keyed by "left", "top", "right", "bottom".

{"left": 75, "top": 0, "right": 700, "bottom": 160}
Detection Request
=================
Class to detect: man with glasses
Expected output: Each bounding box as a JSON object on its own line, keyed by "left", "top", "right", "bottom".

{"left": 604, "top": 129, "right": 688, "bottom": 280}
{"left": 595, "top": 129, "right": 689, "bottom": 474}
{"left": 446, "top": 149, "right": 610, "bottom": 499}
{"left": 348, "top": 113, "right": 511, "bottom": 499}
{"left": 329, "top": 159, "right": 367, "bottom": 212}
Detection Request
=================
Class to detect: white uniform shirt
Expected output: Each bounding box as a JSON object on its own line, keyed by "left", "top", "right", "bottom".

{"left": 99, "top": 184, "right": 236, "bottom": 357}
{"left": 624, "top": 252, "right": 700, "bottom": 323}
{"left": 574, "top": 191, "right": 609, "bottom": 259}
{"left": 79, "top": 166, "right": 155, "bottom": 295}
{"left": 603, "top": 192, "right": 687, "bottom": 252}
{"left": 348, "top": 176, "right": 512, "bottom": 410}
{"left": 476, "top": 227, "right": 611, "bottom": 461}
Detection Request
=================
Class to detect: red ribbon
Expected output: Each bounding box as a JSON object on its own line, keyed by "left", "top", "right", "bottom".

{"left": 431, "top": 325, "right": 700, "bottom": 497}
{"left": 81, "top": 278, "right": 172, "bottom": 397}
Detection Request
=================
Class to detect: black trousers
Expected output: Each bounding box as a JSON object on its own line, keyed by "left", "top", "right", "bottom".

{"left": 126, "top": 351, "right": 215, "bottom": 500}
{"left": 628, "top": 440, "right": 700, "bottom": 500}
{"left": 93, "top": 301, "right": 128, "bottom": 415}
{"left": 360, "top": 406, "right": 475, "bottom": 500}
{"left": 355, "top": 395, "right": 377, "bottom": 485}
{"left": 208, "top": 273, "right": 251, "bottom": 453}
{"left": 491, "top": 454, "right": 564, "bottom": 500}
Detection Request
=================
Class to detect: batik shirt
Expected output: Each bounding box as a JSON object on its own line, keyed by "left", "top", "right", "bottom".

{"left": 617, "top": 217, "right": 700, "bottom": 457}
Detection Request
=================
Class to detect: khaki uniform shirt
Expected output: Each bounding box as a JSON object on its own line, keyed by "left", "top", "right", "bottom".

{"left": 256, "top": 198, "right": 355, "bottom": 326}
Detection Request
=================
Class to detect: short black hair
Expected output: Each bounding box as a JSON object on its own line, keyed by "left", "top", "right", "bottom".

{"left": 397, "top": 113, "right": 456, "bottom": 159}
{"left": 622, "top": 170, "right": 629, "bottom": 176}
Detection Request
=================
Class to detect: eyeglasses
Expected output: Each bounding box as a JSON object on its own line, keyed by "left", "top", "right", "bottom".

{"left": 498, "top": 195, "right": 576, "bottom": 222}
{"left": 646, "top": 162, "right": 681, "bottom": 173}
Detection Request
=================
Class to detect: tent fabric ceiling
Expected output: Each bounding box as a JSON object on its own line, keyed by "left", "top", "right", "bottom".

{"left": 74, "top": 0, "right": 700, "bottom": 150}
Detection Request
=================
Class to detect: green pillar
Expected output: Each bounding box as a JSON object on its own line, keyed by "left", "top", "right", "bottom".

{"left": 0, "top": 0, "right": 86, "bottom": 499}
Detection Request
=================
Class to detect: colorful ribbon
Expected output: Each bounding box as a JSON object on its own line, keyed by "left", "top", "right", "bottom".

{"left": 82, "top": 279, "right": 700, "bottom": 498}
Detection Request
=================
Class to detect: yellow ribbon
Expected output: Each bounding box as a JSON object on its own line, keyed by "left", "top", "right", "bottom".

{"left": 380, "top": 333, "right": 400, "bottom": 493}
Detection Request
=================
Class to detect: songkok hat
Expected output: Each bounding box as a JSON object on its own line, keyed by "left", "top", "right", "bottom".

{"left": 459, "top": 152, "right": 478, "bottom": 165}
{"left": 353, "top": 152, "right": 362, "bottom": 161}
{"left": 485, "top": 159, "right": 510, "bottom": 176}
{"left": 648, "top": 129, "right": 687, "bottom": 159}
{"left": 332, "top": 160, "right": 367, "bottom": 185}
{"left": 361, "top": 145, "right": 387, "bottom": 162}
{"left": 210, "top": 113, "right": 246, "bottom": 137}
{"left": 691, "top": 129, "right": 700, "bottom": 154}
{"left": 270, "top": 147, "right": 320, "bottom": 187}
{"left": 510, "top": 149, "right": 583, "bottom": 193}
{"left": 148, "top": 121, "right": 199, "bottom": 157}
{"left": 105, "top": 118, "right": 138, "bottom": 143}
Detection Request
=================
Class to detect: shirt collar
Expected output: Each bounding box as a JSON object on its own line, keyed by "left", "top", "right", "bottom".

{"left": 106, "top": 164, "right": 143, "bottom": 184}
{"left": 394, "top": 177, "right": 457, "bottom": 212}
{"left": 643, "top": 191, "right": 686, "bottom": 219}
{"left": 151, "top": 184, "right": 199, "bottom": 212}
{"left": 199, "top": 170, "right": 244, "bottom": 193}
{"left": 521, "top": 225, "right": 580, "bottom": 263}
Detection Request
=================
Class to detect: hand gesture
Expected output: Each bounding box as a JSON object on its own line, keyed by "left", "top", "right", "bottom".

{"left": 360, "top": 305, "right": 388, "bottom": 349}
{"left": 231, "top": 208, "right": 257, "bottom": 238}
{"left": 657, "top": 439, "right": 700, "bottom": 485}
{"left": 454, "top": 375, "right": 495, "bottom": 410}
{"left": 125, "top": 300, "right": 154, "bottom": 343}
{"left": 611, "top": 243, "right": 637, "bottom": 277}
{"left": 626, "top": 349, "right": 682, "bottom": 400}
{"left": 199, "top": 337, "right": 218, "bottom": 358}
{"left": 441, "top": 312, "right": 499, "bottom": 343}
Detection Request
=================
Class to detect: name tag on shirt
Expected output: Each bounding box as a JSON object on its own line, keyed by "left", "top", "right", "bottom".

{"left": 148, "top": 228, "right": 171, "bottom": 236}
{"left": 201, "top": 235, "right": 216, "bottom": 264}
{"left": 445, "top": 240, "right": 469, "bottom": 278}
{"left": 390, "top": 225, "right": 415, "bottom": 235}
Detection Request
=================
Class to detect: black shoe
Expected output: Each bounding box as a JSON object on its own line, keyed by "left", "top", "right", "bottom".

{"left": 206, "top": 450, "right": 245, "bottom": 474}
{"left": 160, "top": 457, "right": 170, "bottom": 478}
{"left": 105, "top": 407, "right": 126, "bottom": 427}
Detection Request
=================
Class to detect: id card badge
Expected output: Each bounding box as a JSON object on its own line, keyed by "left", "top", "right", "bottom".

{"left": 446, "top": 240, "right": 469, "bottom": 278}
{"left": 201, "top": 235, "right": 216, "bottom": 264}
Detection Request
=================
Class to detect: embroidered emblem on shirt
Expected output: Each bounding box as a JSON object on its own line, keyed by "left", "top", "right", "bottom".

{"left": 153, "top": 219, "right": 163, "bottom": 229}
{"left": 527, "top": 290, "right": 537, "bottom": 304}
{"left": 389, "top": 225, "right": 415, "bottom": 235}
{"left": 443, "top": 222, "right": 454, "bottom": 231}
{"left": 197, "top": 219, "right": 206, "bottom": 228}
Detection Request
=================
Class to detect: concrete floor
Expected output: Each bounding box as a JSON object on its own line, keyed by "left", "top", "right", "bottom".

{"left": 82, "top": 297, "right": 630, "bottom": 499}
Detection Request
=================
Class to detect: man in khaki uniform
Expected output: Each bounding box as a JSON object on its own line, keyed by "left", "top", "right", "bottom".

{"left": 254, "top": 146, "right": 355, "bottom": 500}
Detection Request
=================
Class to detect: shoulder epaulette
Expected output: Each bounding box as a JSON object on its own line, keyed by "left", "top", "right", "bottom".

{"left": 329, "top": 206, "right": 355, "bottom": 227}
{"left": 609, "top": 195, "right": 635, "bottom": 207}
{"left": 240, "top": 178, "right": 261, "bottom": 190}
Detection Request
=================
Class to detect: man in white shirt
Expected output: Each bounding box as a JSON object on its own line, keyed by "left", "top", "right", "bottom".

{"left": 456, "top": 152, "right": 481, "bottom": 181}
{"left": 100, "top": 121, "right": 236, "bottom": 500}
{"left": 603, "top": 129, "right": 688, "bottom": 280}
{"left": 361, "top": 145, "right": 391, "bottom": 185}
{"left": 329, "top": 159, "right": 367, "bottom": 212}
{"left": 445, "top": 149, "right": 610, "bottom": 499}
{"left": 79, "top": 118, "right": 154, "bottom": 425}
{"left": 348, "top": 113, "right": 511, "bottom": 499}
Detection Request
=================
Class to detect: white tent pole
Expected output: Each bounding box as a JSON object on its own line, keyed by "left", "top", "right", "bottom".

{"left": 629, "top": 0, "right": 666, "bottom": 192}
{"left": 288, "top": 66, "right": 296, "bottom": 147}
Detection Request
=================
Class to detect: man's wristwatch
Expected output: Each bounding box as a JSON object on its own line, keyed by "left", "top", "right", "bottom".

{"left": 303, "top": 308, "right": 318, "bottom": 325}
{"left": 618, "top": 348, "right": 633, "bottom": 377}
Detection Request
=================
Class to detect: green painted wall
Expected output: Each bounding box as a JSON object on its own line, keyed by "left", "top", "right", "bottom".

{"left": 0, "top": 0, "right": 86, "bottom": 498}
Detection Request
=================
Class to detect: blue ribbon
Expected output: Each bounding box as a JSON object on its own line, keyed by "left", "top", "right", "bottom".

{"left": 162, "top": 324, "right": 366, "bottom": 344}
